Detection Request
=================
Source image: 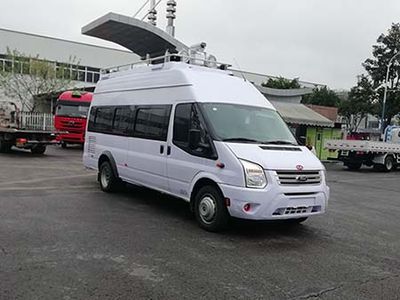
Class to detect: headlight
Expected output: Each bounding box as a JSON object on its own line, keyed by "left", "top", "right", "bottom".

{"left": 240, "top": 159, "right": 267, "bottom": 189}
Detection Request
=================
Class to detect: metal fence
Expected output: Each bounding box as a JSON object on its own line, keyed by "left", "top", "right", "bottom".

{"left": 19, "top": 112, "right": 54, "bottom": 131}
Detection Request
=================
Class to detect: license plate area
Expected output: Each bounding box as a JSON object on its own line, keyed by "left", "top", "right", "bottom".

{"left": 341, "top": 150, "right": 349, "bottom": 156}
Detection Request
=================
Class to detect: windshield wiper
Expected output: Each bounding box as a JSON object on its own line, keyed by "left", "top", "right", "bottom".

{"left": 263, "top": 140, "right": 297, "bottom": 145}
{"left": 222, "top": 138, "right": 262, "bottom": 143}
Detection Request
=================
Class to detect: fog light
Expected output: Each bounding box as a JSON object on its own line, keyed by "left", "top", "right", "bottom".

{"left": 243, "top": 203, "right": 251, "bottom": 212}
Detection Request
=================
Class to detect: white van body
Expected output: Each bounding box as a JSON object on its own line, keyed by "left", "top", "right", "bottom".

{"left": 83, "top": 60, "right": 329, "bottom": 231}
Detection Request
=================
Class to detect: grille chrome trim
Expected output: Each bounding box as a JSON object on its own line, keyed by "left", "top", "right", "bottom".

{"left": 276, "top": 170, "right": 321, "bottom": 185}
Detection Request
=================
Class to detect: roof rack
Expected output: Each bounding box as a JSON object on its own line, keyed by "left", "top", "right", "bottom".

{"left": 101, "top": 50, "right": 232, "bottom": 74}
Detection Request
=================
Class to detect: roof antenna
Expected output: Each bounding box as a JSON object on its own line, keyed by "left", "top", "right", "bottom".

{"left": 166, "top": 0, "right": 177, "bottom": 37}
{"left": 234, "top": 58, "right": 247, "bottom": 82}
{"left": 147, "top": 0, "right": 158, "bottom": 25}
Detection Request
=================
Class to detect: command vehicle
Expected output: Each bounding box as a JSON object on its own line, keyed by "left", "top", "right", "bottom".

{"left": 54, "top": 91, "right": 92, "bottom": 148}
{"left": 0, "top": 101, "right": 56, "bottom": 154}
{"left": 83, "top": 53, "right": 329, "bottom": 231}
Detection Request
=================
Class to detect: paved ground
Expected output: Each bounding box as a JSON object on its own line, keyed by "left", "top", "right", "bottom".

{"left": 0, "top": 146, "right": 399, "bottom": 300}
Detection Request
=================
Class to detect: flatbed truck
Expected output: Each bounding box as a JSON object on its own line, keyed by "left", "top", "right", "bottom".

{"left": 325, "top": 127, "right": 400, "bottom": 172}
{"left": 0, "top": 102, "right": 58, "bottom": 154}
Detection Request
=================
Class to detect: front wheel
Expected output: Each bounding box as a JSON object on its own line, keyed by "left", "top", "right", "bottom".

{"left": 31, "top": 145, "right": 46, "bottom": 155}
{"left": 374, "top": 155, "right": 394, "bottom": 172}
{"left": 194, "top": 185, "right": 230, "bottom": 232}
{"left": 99, "top": 161, "right": 119, "bottom": 192}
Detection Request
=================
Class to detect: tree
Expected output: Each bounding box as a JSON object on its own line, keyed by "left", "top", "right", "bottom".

{"left": 363, "top": 23, "right": 400, "bottom": 127}
{"left": 262, "top": 76, "right": 301, "bottom": 89}
{"left": 0, "top": 48, "right": 76, "bottom": 111}
{"left": 339, "top": 75, "right": 376, "bottom": 132}
{"left": 301, "top": 86, "right": 341, "bottom": 107}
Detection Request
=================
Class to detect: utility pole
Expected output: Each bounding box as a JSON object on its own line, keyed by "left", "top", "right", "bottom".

{"left": 381, "top": 52, "right": 400, "bottom": 132}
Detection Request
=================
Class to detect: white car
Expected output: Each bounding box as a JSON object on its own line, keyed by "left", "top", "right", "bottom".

{"left": 83, "top": 57, "right": 329, "bottom": 232}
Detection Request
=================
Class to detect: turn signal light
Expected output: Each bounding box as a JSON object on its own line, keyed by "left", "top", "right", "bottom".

{"left": 243, "top": 203, "right": 251, "bottom": 212}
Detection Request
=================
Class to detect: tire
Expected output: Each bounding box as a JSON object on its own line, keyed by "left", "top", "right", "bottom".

{"left": 99, "top": 161, "right": 119, "bottom": 193}
{"left": 345, "top": 162, "right": 362, "bottom": 170}
{"left": 61, "top": 142, "right": 67, "bottom": 149}
{"left": 374, "top": 156, "right": 394, "bottom": 172}
{"left": 31, "top": 145, "right": 46, "bottom": 155}
{"left": 194, "top": 185, "right": 230, "bottom": 232}
{"left": 383, "top": 155, "right": 394, "bottom": 172}
{"left": 284, "top": 217, "right": 308, "bottom": 225}
{"left": 0, "top": 140, "right": 12, "bottom": 153}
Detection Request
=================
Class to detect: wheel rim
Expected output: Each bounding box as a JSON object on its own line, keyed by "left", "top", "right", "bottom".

{"left": 199, "top": 195, "right": 217, "bottom": 224}
{"left": 100, "top": 166, "right": 111, "bottom": 188}
{"left": 386, "top": 158, "right": 393, "bottom": 170}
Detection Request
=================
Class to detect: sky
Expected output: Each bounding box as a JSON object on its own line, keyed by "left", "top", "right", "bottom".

{"left": 1, "top": 0, "right": 399, "bottom": 90}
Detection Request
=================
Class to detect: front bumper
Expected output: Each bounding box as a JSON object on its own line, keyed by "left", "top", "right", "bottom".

{"left": 220, "top": 171, "right": 329, "bottom": 220}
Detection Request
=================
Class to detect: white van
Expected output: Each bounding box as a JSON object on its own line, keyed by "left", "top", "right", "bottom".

{"left": 83, "top": 55, "right": 329, "bottom": 232}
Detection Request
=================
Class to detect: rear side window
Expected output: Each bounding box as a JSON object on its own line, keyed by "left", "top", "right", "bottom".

{"left": 133, "top": 106, "right": 172, "bottom": 141}
{"left": 113, "top": 106, "right": 134, "bottom": 135}
{"left": 94, "top": 107, "right": 114, "bottom": 132}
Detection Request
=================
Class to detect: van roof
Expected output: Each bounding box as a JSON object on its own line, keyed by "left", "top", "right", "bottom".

{"left": 94, "top": 62, "right": 275, "bottom": 110}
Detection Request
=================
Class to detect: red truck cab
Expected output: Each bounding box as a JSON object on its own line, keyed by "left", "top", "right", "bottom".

{"left": 54, "top": 91, "right": 92, "bottom": 147}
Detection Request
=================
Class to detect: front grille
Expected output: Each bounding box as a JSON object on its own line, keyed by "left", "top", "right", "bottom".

{"left": 276, "top": 171, "right": 321, "bottom": 185}
{"left": 60, "top": 120, "right": 84, "bottom": 131}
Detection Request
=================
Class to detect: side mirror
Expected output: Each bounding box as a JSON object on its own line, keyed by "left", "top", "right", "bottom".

{"left": 189, "top": 129, "right": 201, "bottom": 150}
{"left": 298, "top": 136, "right": 306, "bottom": 146}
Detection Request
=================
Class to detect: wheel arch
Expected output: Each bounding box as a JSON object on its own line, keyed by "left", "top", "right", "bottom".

{"left": 189, "top": 175, "right": 224, "bottom": 212}
{"left": 98, "top": 151, "right": 119, "bottom": 178}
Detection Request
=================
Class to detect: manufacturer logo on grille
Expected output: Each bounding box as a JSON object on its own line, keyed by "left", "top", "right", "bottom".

{"left": 296, "top": 175, "right": 308, "bottom": 182}
{"left": 296, "top": 164, "right": 304, "bottom": 171}
{"left": 68, "top": 121, "right": 75, "bottom": 126}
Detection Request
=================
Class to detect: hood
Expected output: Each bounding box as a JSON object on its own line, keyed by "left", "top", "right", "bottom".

{"left": 224, "top": 142, "right": 324, "bottom": 171}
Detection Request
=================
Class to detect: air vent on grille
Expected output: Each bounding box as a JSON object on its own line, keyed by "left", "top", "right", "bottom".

{"left": 260, "top": 146, "right": 301, "bottom": 151}
{"left": 276, "top": 171, "right": 321, "bottom": 185}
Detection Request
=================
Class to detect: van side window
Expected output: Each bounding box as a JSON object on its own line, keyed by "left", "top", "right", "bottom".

{"left": 93, "top": 107, "right": 114, "bottom": 133}
{"left": 113, "top": 106, "right": 134, "bottom": 136}
{"left": 173, "top": 103, "right": 214, "bottom": 158}
{"left": 133, "top": 106, "right": 171, "bottom": 141}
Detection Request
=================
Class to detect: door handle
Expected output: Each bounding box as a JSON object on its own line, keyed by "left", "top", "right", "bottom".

{"left": 167, "top": 146, "right": 171, "bottom": 155}
{"left": 160, "top": 145, "right": 164, "bottom": 154}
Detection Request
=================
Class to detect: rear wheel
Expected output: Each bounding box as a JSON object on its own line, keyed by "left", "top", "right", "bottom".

{"left": 31, "top": 145, "right": 46, "bottom": 155}
{"left": 0, "top": 140, "right": 12, "bottom": 153}
{"left": 345, "top": 162, "right": 362, "bottom": 170}
{"left": 99, "top": 161, "right": 119, "bottom": 192}
{"left": 194, "top": 185, "right": 230, "bottom": 232}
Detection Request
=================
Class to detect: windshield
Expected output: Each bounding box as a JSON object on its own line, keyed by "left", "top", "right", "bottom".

{"left": 201, "top": 103, "right": 297, "bottom": 145}
{"left": 56, "top": 102, "right": 90, "bottom": 118}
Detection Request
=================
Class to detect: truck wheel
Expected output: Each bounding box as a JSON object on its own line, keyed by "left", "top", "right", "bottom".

{"left": 345, "top": 162, "right": 362, "bottom": 170}
{"left": 383, "top": 156, "right": 394, "bottom": 172}
{"left": 374, "top": 156, "right": 394, "bottom": 172}
{"left": 99, "top": 161, "right": 119, "bottom": 193}
{"left": 31, "top": 145, "right": 47, "bottom": 155}
{"left": 194, "top": 185, "right": 230, "bottom": 232}
{"left": 61, "top": 142, "right": 67, "bottom": 149}
{"left": 0, "top": 140, "right": 12, "bottom": 153}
